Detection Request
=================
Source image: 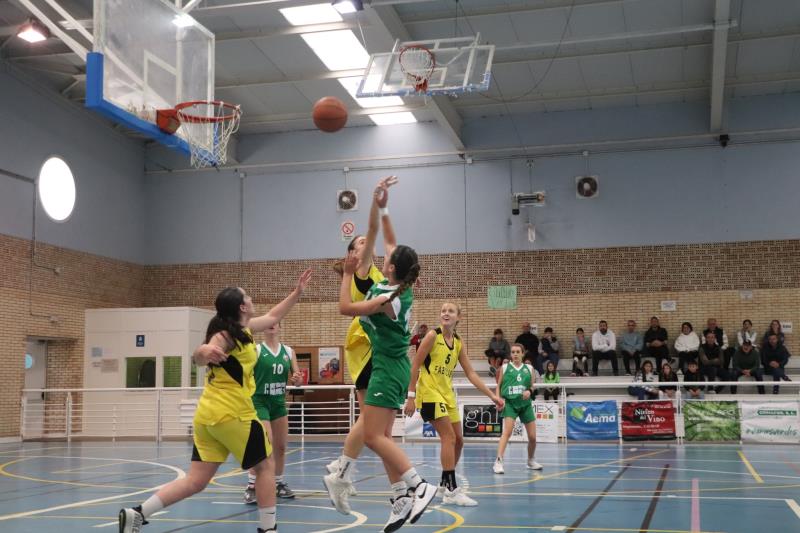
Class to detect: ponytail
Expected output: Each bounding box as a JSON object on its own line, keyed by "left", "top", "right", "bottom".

{"left": 205, "top": 287, "right": 253, "bottom": 347}
{"left": 389, "top": 262, "right": 420, "bottom": 302}
{"left": 386, "top": 245, "right": 420, "bottom": 302}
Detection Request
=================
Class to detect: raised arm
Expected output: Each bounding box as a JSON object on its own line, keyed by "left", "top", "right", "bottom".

{"left": 459, "top": 345, "right": 504, "bottom": 409}
{"left": 376, "top": 176, "right": 399, "bottom": 260}
{"left": 247, "top": 269, "right": 312, "bottom": 333}
{"left": 403, "top": 329, "right": 437, "bottom": 416}
{"left": 338, "top": 251, "right": 395, "bottom": 317}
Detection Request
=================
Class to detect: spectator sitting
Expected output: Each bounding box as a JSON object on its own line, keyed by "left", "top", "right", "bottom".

{"left": 619, "top": 320, "right": 644, "bottom": 376}
{"left": 700, "top": 331, "right": 729, "bottom": 393}
{"left": 682, "top": 360, "right": 706, "bottom": 400}
{"left": 737, "top": 319, "right": 758, "bottom": 349}
{"left": 675, "top": 321, "right": 700, "bottom": 373}
{"left": 572, "top": 328, "right": 590, "bottom": 377}
{"left": 485, "top": 328, "right": 510, "bottom": 377}
{"left": 703, "top": 318, "right": 732, "bottom": 370}
{"left": 731, "top": 340, "right": 765, "bottom": 394}
{"left": 538, "top": 327, "right": 560, "bottom": 374}
{"left": 542, "top": 360, "right": 560, "bottom": 401}
{"left": 591, "top": 320, "right": 619, "bottom": 376}
{"left": 515, "top": 321, "right": 539, "bottom": 368}
{"left": 658, "top": 362, "right": 678, "bottom": 399}
{"left": 762, "top": 319, "right": 785, "bottom": 351}
{"left": 628, "top": 360, "right": 659, "bottom": 401}
{"left": 410, "top": 323, "right": 428, "bottom": 350}
{"left": 643, "top": 316, "right": 670, "bottom": 369}
{"left": 762, "top": 333, "right": 790, "bottom": 394}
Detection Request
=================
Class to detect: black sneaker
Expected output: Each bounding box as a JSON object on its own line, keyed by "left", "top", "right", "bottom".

{"left": 276, "top": 481, "right": 295, "bottom": 499}
{"left": 243, "top": 485, "right": 256, "bottom": 504}
{"left": 257, "top": 527, "right": 277, "bottom": 533}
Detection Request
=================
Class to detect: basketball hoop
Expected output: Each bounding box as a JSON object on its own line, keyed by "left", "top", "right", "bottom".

{"left": 398, "top": 45, "right": 435, "bottom": 93}
{"left": 166, "top": 100, "right": 241, "bottom": 168}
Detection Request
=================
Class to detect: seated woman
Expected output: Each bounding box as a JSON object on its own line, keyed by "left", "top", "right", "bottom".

{"left": 674, "top": 322, "right": 699, "bottom": 373}
{"left": 485, "top": 328, "right": 510, "bottom": 377}
{"left": 627, "top": 360, "right": 659, "bottom": 401}
{"left": 658, "top": 362, "right": 678, "bottom": 399}
{"left": 572, "top": 328, "right": 590, "bottom": 377}
{"left": 537, "top": 327, "right": 560, "bottom": 375}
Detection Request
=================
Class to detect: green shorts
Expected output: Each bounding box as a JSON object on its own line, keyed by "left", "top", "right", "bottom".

{"left": 252, "top": 395, "right": 288, "bottom": 421}
{"left": 502, "top": 399, "right": 535, "bottom": 424}
{"left": 365, "top": 354, "right": 410, "bottom": 410}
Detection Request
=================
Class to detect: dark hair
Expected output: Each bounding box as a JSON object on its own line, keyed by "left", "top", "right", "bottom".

{"left": 347, "top": 234, "right": 364, "bottom": 252}
{"left": 205, "top": 287, "right": 252, "bottom": 346}
{"left": 770, "top": 320, "right": 782, "bottom": 333}
{"left": 387, "top": 245, "right": 420, "bottom": 302}
{"left": 768, "top": 332, "right": 778, "bottom": 339}
{"left": 743, "top": 319, "right": 752, "bottom": 326}
{"left": 650, "top": 316, "right": 659, "bottom": 321}
{"left": 576, "top": 327, "right": 584, "bottom": 333}
{"left": 545, "top": 360, "right": 557, "bottom": 375}
{"left": 332, "top": 234, "right": 366, "bottom": 276}
{"left": 599, "top": 320, "right": 607, "bottom": 325}
{"left": 681, "top": 321, "right": 693, "bottom": 331}
{"left": 642, "top": 360, "right": 654, "bottom": 373}
{"left": 544, "top": 327, "right": 553, "bottom": 333}
{"left": 494, "top": 328, "right": 504, "bottom": 335}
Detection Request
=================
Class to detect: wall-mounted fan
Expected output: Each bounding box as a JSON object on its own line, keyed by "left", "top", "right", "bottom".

{"left": 337, "top": 189, "right": 358, "bottom": 211}
{"left": 576, "top": 176, "right": 599, "bottom": 199}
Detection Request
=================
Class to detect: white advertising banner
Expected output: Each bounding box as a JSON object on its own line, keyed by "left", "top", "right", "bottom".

{"left": 740, "top": 401, "right": 800, "bottom": 443}
{"left": 510, "top": 402, "right": 559, "bottom": 443}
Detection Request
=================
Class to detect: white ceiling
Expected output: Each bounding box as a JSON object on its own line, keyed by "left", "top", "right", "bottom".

{"left": 1, "top": 0, "right": 799, "bottom": 141}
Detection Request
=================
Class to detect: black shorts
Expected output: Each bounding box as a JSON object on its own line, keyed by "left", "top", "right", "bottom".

{"left": 355, "top": 358, "right": 373, "bottom": 390}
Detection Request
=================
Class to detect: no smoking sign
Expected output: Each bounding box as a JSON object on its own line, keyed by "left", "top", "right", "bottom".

{"left": 341, "top": 220, "right": 355, "bottom": 241}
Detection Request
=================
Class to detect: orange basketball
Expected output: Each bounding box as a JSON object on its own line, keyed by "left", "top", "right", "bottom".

{"left": 312, "top": 96, "right": 348, "bottom": 133}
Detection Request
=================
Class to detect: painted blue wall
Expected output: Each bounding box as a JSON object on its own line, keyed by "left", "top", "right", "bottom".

{"left": 0, "top": 64, "right": 147, "bottom": 263}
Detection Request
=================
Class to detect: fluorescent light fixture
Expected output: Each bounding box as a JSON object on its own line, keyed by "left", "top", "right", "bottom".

{"left": 301, "top": 30, "right": 369, "bottom": 71}
{"left": 172, "top": 13, "right": 195, "bottom": 28}
{"left": 368, "top": 112, "right": 417, "bottom": 126}
{"left": 281, "top": 3, "right": 343, "bottom": 25}
{"left": 337, "top": 77, "right": 403, "bottom": 108}
{"left": 17, "top": 18, "right": 50, "bottom": 43}
{"left": 332, "top": 0, "right": 363, "bottom": 14}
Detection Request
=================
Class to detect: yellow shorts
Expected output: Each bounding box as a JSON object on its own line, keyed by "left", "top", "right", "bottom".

{"left": 192, "top": 417, "right": 272, "bottom": 470}
{"left": 345, "top": 319, "right": 372, "bottom": 388}
{"left": 419, "top": 401, "right": 461, "bottom": 424}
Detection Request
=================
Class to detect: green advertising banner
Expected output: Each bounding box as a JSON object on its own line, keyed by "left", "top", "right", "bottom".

{"left": 488, "top": 285, "right": 517, "bottom": 309}
{"left": 684, "top": 401, "right": 740, "bottom": 441}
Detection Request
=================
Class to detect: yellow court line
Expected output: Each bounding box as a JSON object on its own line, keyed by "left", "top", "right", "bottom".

{"left": 737, "top": 451, "right": 764, "bottom": 484}
{"left": 430, "top": 505, "right": 464, "bottom": 533}
{"left": 52, "top": 453, "right": 189, "bottom": 474}
{"left": 470, "top": 448, "right": 668, "bottom": 489}
{"left": 0, "top": 457, "right": 144, "bottom": 490}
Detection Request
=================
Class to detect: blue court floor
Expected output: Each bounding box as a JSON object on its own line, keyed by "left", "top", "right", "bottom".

{"left": 1, "top": 439, "right": 799, "bottom": 532}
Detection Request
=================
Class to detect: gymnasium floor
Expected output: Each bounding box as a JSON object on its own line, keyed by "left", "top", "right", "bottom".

{"left": 1, "top": 440, "right": 799, "bottom": 532}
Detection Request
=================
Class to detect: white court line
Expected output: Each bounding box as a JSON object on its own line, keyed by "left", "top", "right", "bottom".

{"left": 469, "top": 490, "right": 795, "bottom": 502}
{"left": 210, "top": 502, "right": 367, "bottom": 532}
{"left": 93, "top": 510, "right": 167, "bottom": 528}
{"left": 787, "top": 499, "right": 800, "bottom": 519}
{"left": 0, "top": 456, "right": 185, "bottom": 521}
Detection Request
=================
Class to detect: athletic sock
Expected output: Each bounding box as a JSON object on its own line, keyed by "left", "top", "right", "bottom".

{"left": 248, "top": 473, "right": 257, "bottom": 487}
{"left": 140, "top": 495, "right": 164, "bottom": 518}
{"left": 275, "top": 475, "right": 285, "bottom": 484}
{"left": 259, "top": 506, "right": 277, "bottom": 530}
{"left": 401, "top": 468, "right": 423, "bottom": 489}
{"left": 441, "top": 470, "right": 457, "bottom": 491}
{"left": 391, "top": 481, "right": 407, "bottom": 498}
{"left": 337, "top": 455, "right": 357, "bottom": 481}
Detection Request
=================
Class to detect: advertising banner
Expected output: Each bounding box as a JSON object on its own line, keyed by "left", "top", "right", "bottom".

{"left": 566, "top": 401, "right": 618, "bottom": 440}
{"left": 510, "top": 402, "right": 559, "bottom": 443}
{"left": 621, "top": 401, "right": 676, "bottom": 440}
{"left": 741, "top": 401, "right": 800, "bottom": 443}
{"left": 462, "top": 403, "right": 503, "bottom": 437}
{"left": 684, "top": 401, "right": 740, "bottom": 441}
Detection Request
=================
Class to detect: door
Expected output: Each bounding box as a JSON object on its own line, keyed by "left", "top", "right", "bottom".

{"left": 23, "top": 340, "right": 47, "bottom": 437}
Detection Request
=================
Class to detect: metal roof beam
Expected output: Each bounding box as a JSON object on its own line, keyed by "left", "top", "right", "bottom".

{"left": 710, "top": 0, "right": 731, "bottom": 132}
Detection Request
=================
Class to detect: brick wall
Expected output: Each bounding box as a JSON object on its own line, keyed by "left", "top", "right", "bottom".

{"left": 3, "top": 234, "right": 798, "bottom": 437}
{"left": 0, "top": 233, "right": 144, "bottom": 438}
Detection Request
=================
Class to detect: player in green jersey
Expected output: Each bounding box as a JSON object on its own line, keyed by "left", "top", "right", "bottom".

{"left": 493, "top": 343, "right": 544, "bottom": 474}
{"left": 244, "top": 321, "right": 303, "bottom": 503}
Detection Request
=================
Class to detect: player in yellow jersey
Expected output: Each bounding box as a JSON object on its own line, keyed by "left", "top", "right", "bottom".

{"left": 326, "top": 176, "right": 398, "bottom": 494}
{"left": 404, "top": 302, "right": 504, "bottom": 506}
{"left": 119, "top": 270, "right": 312, "bottom": 533}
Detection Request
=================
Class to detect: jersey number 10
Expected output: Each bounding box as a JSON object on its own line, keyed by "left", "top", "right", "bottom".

{"left": 272, "top": 363, "right": 284, "bottom": 375}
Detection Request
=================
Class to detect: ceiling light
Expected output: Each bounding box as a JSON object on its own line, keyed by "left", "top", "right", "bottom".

{"left": 281, "top": 4, "right": 342, "bottom": 26}
{"left": 301, "top": 30, "right": 369, "bottom": 71}
{"left": 368, "top": 112, "right": 417, "bottom": 126}
{"left": 337, "top": 77, "right": 403, "bottom": 108}
{"left": 17, "top": 18, "right": 50, "bottom": 43}
{"left": 172, "top": 13, "right": 195, "bottom": 28}
{"left": 332, "top": 1, "right": 363, "bottom": 14}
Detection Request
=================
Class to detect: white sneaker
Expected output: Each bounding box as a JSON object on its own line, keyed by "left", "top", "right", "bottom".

{"left": 323, "top": 473, "right": 351, "bottom": 515}
{"left": 442, "top": 487, "right": 478, "bottom": 507}
{"left": 326, "top": 459, "right": 339, "bottom": 474}
{"left": 527, "top": 460, "right": 543, "bottom": 470}
{"left": 493, "top": 458, "right": 504, "bottom": 474}
{"left": 408, "top": 482, "right": 437, "bottom": 524}
{"left": 118, "top": 508, "right": 145, "bottom": 533}
{"left": 383, "top": 494, "right": 413, "bottom": 533}
{"left": 326, "top": 459, "right": 357, "bottom": 495}
{"left": 436, "top": 484, "right": 445, "bottom": 497}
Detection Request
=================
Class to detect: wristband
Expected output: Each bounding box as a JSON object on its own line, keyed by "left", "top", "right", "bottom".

{"left": 379, "top": 207, "right": 389, "bottom": 216}
{"left": 407, "top": 391, "right": 415, "bottom": 399}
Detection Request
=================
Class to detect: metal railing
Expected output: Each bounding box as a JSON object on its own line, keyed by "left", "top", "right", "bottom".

{"left": 19, "top": 380, "right": 800, "bottom": 442}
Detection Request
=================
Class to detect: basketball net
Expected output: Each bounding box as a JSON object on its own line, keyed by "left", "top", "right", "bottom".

{"left": 399, "top": 45, "right": 435, "bottom": 93}
{"left": 176, "top": 101, "right": 241, "bottom": 169}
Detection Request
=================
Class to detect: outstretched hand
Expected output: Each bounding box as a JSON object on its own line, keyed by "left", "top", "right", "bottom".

{"left": 493, "top": 396, "right": 505, "bottom": 411}
{"left": 296, "top": 268, "right": 313, "bottom": 293}
{"left": 342, "top": 250, "right": 359, "bottom": 276}
{"left": 375, "top": 175, "right": 398, "bottom": 208}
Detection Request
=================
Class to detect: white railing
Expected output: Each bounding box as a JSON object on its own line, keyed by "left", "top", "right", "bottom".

{"left": 19, "top": 380, "right": 800, "bottom": 443}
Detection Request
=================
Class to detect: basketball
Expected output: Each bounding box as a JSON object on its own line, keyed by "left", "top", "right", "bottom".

{"left": 312, "top": 96, "right": 348, "bottom": 133}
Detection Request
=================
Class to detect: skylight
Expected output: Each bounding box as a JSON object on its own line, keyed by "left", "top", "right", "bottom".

{"left": 301, "top": 30, "right": 369, "bottom": 71}
{"left": 280, "top": 4, "right": 343, "bottom": 26}
{"left": 368, "top": 112, "right": 417, "bottom": 125}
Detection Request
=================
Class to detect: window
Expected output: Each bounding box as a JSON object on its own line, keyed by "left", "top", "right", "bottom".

{"left": 163, "top": 356, "right": 182, "bottom": 387}
{"left": 190, "top": 361, "right": 199, "bottom": 387}
{"left": 25, "top": 353, "right": 33, "bottom": 370}
{"left": 38, "top": 156, "right": 76, "bottom": 221}
{"left": 126, "top": 357, "right": 156, "bottom": 388}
